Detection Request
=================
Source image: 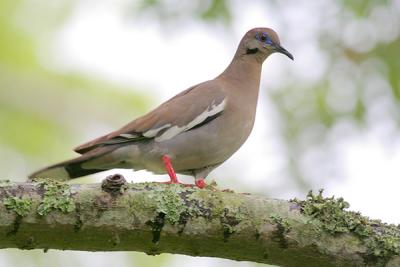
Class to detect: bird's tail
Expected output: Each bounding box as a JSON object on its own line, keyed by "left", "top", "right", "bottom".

{"left": 28, "top": 147, "right": 117, "bottom": 181}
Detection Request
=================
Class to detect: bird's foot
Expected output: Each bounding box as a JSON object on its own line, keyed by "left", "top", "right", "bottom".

{"left": 161, "top": 155, "right": 206, "bottom": 189}
{"left": 160, "top": 181, "right": 195, "bottom": 187}
{"left": 195, "top": 178, "right": 206, "bottom": 189}
{"left": 160, "top": 180, "right": 205, "bottom": 189}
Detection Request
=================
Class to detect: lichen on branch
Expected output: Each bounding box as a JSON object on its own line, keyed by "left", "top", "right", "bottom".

{"left": 293, "top": 190, "right": 400, "bottom": 264}
{"left": 0, "top": 178, "right": 399, "bottom": 267}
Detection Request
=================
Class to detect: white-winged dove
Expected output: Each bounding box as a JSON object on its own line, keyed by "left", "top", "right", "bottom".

{"left": 29, "top": 27, "right": 293, "bottom": 188}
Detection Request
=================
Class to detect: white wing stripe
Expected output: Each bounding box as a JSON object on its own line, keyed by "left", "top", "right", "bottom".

{"left": 119, "top": 133, "right": 138, "bottom": 138}
{"left": 155, "top": 98, "right": 226, "bottom": 142}
{"left": 143, "top": 124, "right": 172, "bottom": 138}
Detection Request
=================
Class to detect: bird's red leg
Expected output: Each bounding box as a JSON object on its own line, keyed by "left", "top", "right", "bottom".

{"left": 161, "top": 155, "right": 205, "bottom": 189}
{"left": 162, "top": 155, "right": 178, "bottom": 184}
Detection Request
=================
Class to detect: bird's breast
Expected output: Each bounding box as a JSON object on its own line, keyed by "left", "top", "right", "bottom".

{"left": 150, "top": 96, "right": 257, "bottom": 171}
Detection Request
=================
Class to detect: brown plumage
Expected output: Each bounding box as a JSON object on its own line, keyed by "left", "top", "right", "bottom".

{"left": 29, "top": 27, "right": 293, "bottom": 184}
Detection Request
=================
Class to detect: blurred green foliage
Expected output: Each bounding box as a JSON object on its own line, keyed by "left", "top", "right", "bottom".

{"left": 3, "top": 0, "right": 398, "bottom": 189}
{"left": 0, "top": 0, "right": 151, "bottom": 177}
{"left": 270, "top": 0, "right": 400, "bottom": 185}
{"left": 130, "top": 0, "right": 400, "bottom": 188}
{"left": 0, "top": 0, "right": 399, "bottom": 266}
{"left": 132, "top": 0, "right": 231, "bottom": 24}
{"left": 0, "top": 1, "right": 37, "bottom": 68}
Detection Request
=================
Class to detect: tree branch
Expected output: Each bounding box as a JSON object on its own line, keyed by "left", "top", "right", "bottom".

{"left": 0, "top": 175, "right": 399, "bottom": 267}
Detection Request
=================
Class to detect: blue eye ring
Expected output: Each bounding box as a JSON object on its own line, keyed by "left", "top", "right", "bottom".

{"left": 256, "top": 32, "right": 273, "bottom": 45}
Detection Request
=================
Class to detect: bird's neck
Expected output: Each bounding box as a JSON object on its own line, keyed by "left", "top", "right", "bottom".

{"left": 218, "top": 56, "right": 262, "bottom": 93}
{"left": 217, "top": 55, "right": 263, "bottom": 135}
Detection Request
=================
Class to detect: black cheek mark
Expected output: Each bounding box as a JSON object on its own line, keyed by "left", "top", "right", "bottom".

{"left": 246, "top": 48, "right": 259, "bottom": 54}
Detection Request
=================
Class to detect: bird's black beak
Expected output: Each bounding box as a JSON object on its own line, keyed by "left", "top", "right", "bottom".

{"left": 275, "top": 45, "right": 294, "bottom": 60}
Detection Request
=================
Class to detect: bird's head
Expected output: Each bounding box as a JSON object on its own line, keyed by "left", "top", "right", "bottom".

{"left": 240, "top": 27, "right": 294, "bottom": 61}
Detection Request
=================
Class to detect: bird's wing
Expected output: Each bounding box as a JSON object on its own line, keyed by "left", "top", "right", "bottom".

{"left": 74, "top": 81, "right": 227, "bottom": 154}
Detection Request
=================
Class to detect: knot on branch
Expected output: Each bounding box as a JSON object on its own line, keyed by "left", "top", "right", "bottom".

{"left": 101, "top": 174, "right": 126, "bottom": 195}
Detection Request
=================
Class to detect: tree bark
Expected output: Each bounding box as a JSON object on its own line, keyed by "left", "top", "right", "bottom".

{"left": 0, "top": 176, "right": 399, "bottom": 267}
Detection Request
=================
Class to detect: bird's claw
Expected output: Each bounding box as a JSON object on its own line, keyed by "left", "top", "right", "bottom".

{"left": 162, "top": 155, "right": 206, "bottom": 189}
{"left": 160, "top": 180, "right": 206, "bottom": 189}
{"left": 195, "top": 179, "right": 206, "bottom": 189}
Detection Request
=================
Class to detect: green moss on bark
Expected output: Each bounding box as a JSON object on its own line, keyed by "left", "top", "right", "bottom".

{"left": 294, "top": 189, "right": 400, "bottom": 265}
{"left": 148, "top": 184, "right": 194, "bottom": 224}
{"left": 36, "top": 180, "right": 75, "bottom": 215}
{"left": 0, "top": 180, "right": 398, "bottom": 266}
{"left": 3, "top": 197, "right": 32, "bottom": 217}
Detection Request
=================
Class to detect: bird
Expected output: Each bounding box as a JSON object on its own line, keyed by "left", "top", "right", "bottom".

{"left": 29, "top": 27, "right": 293, "bottom": 188}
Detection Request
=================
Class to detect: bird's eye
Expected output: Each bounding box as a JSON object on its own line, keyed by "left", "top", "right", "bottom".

{"left": 260, "top": 34, "right": 267, "bottom": 42}
{"left": 256, "top": 32, "right": 271, "bottom": 45}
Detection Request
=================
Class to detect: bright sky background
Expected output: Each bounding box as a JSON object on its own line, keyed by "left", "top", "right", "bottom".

{"left": 49, "top": 1, "right": 400, "bottom": 227}
{"left": 1, "top": 1, "right": 400, "bottom": 267}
